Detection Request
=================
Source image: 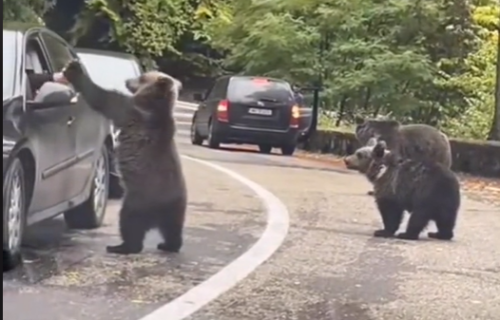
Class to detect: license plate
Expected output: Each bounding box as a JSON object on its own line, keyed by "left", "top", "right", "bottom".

{"left": 248, "top": 108, "right": 272, "bottom": 116}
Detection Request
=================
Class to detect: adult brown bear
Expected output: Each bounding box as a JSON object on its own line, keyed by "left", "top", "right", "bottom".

{"left": 64, "top": 60, "right": 187, "bottom": 254}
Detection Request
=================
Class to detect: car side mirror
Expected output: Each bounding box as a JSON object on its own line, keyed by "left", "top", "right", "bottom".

{"left": 193, "top": 93, "right": 204, "bottom": 102}
{"left": 26, "top": 82, "right": 77, "bottom": 110}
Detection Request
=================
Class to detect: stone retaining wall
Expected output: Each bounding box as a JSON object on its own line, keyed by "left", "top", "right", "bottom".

{"left": 299, "top": 129, "right": 500, "bottom": 178}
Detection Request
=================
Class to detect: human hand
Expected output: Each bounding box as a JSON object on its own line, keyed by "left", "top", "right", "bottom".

{"left": 53, "top": 72, "right": 69, "bottom": 84}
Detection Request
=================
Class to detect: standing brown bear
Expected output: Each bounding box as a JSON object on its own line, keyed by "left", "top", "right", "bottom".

{"left": 63, "top": 60, "right": 187, "bottom": 254}
{"left": 366, "top": 140, "right": 461, "bottom": 240}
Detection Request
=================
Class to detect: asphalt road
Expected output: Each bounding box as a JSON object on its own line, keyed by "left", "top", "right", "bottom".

{"left": 3, "top": 101, "right": 500, "bottom": 320}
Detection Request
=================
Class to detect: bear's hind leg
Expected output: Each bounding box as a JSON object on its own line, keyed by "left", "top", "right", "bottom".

{"left": 428, "top": 214, "right": 455, "bottom": 240}
{"left": 373, "top": 199, "right": 404, "bottom": 238}
{"left": 157, "top": 197, "right": 186, "bottom": 253}
{"left": 107, "top": 204, "right": 150, "bottom": 254}
{"left": 397, "top": 209, "right": 430, "bottom": 240}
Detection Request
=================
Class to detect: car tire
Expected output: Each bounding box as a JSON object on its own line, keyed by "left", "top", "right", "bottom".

{"left": 207, "top": 120, "right": 220, "bottom": 149}
{"left": 64, "top": 144, "right": 110, "bottom": 229}
{"left": 190, "top": 120, "right": 204, "bottom": 146}
{"left": 3, "top": 158, "right": 27, "bottom": 272}
{"left": 281, "top": 144, "right": 296, "bottom": 156}
{"left": 258, "top": 144, "right": 272, "bottom": 154}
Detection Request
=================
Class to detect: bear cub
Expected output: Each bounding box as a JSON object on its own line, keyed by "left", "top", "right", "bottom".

{"left": 365, "top": 140, "right": 461, "bottom": 241}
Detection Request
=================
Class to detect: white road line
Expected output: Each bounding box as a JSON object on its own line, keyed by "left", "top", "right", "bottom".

{"left": 174, "top": 112, "right": 194, "bottom": 118}
{"left": 138, "top": 155, "right": 290, "bottom": 320}
{"left": 177, "top": 101, "right": 198, "bottom": 109}
{"left": 176, "top": 121, "right": 192, "bottom": 126}
{"left": 176, "top": 129, "right": 191, "bottom": 136}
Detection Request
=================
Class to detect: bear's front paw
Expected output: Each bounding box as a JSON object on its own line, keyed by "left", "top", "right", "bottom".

{"left": 373, "top": 229, "right": 395, "bottom": 238}
{"left": 62, "top": 59, "right": 84, "bottom": 82}
{"left": 396, "top": 232, "right": 419, "bottom": 240}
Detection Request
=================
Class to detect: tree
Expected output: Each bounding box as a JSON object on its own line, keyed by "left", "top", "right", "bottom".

{"left": 206, "top": 0, "right": 483, "bottom": 129}
{"left": 3, "top": 0, "right": 55, "bottom": 25}
{"left": 69, "top": 0, "right": 229, "bottom": 71}
{"left": 491, "top": 28, "right": 500, "bottom": 140}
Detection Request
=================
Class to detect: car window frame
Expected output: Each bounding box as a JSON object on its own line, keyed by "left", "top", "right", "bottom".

{"left": 39, "top": 30, "right": 78, "bottom": 73}
{"left": 23, "top": 31, "right": 54, "bottom": 102}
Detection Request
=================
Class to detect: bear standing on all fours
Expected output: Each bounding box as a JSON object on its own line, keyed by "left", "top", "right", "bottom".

{"left": 345, "top": 117, "right": 453, "bottom": 195}
{"left": 364, "top": 140, "right": 461, "bottom": 241}
{"left": 63, "top": 60, "right": 187, "bottom": 255}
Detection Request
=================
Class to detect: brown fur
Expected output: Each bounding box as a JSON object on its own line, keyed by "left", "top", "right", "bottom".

{"left": 64, "top": 60, "right": 187, "bottom": 254}
{"left": 366, "top": 140, "right": 460, "bottom": 240}
{"left": 355, "top": 118, "right": 452, "bottom": 168}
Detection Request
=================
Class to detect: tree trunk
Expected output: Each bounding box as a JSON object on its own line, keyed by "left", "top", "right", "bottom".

{"left": 488, "top": 27, "right": 500, "bottom": 141}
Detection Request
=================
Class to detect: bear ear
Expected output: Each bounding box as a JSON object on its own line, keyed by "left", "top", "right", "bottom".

{"left": 355, "top": 116, "right": 365, "bottom": 125}
{"left": 366, "top": 137, "right": 378, "bottom": 147}
{"left": 156, "top": 76, "right": 173, "bottom": 89}
{"left": 373, "top": 140, "right": 387, "bottom": 158}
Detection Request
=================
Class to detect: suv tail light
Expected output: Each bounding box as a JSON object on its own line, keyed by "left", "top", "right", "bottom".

{"left": 217, "top": 100, "right": 229, "bottom": 122}
{"left": 290, "top": 105, "right": 300, "bottom": 128}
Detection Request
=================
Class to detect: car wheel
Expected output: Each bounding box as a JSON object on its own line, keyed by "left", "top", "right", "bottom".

{"left": 3, "top": 158, "right": 27, "bottom": 271}
{"left": 190, "top": 120, "right": 204, "bottom": 146}
{"left": 64, "top": 144, "right": 110, "bottom": 229}
{"left": 258, "top": 144, "right": 272, "bottom": 154}
{"left": 207, "top": 120, "right": 220, "bottom": 149}
{"left": 281, "top": 144, "right": 296, "bottom": 156}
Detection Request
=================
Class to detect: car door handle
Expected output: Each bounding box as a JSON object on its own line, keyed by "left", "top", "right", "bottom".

{"left": 70, "top": 93, "right": 79, "bottom": 104}
{"left": 67, "top": 116, "right": 76, "bottom": 126}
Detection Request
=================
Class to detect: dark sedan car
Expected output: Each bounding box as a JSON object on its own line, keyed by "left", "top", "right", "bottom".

{"left": 3, "top": 26, "right": 114, "bottom": 270}
{"left": 190, "top": 76, "right": 302, "bottom": 155}
{"left": 76, "top": 48, "right": 144, "bottom": 198}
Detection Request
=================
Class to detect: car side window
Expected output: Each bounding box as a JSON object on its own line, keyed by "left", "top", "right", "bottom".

{"left": 206, "top": 79, "right": 226, "bottom": 100}
{"left": 25, "top": 37, "right": 52, "bottom": 99}
{"left": 40, "top": 33, "right": 74, "bottom": 72}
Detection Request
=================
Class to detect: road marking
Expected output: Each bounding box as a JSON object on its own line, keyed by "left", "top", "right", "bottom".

{"left": 174, "top": 112, "right": 194, "bottom": 118}
{"left": 176, "top": 129, "right": 191, "bottom": 136}
{"left": 177, "top": 101, "right": 198, "bottom": 109}
{"left": 138, "top": 155, "right": 290, "bottom": 320}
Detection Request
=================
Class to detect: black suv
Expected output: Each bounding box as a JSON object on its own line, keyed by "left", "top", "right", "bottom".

{"left": 190, "top": 76, "right": 301, "bottom": 155}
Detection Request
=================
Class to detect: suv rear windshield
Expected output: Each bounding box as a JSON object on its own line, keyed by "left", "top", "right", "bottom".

{"left": 227, "top": 77, "right": 294, "bottom": 103}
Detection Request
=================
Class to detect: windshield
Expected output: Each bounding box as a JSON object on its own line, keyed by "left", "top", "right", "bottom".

{"left": 3, "top": 31, "right": 17, "bottom": 100}
{"left": 77, "top": 52, "right": 141, "bottom": 94}
{"left": 227, "top": 77, "right": 294, "bottom": 103}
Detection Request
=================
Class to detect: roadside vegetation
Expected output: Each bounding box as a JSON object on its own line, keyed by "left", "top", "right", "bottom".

{"left": 4, "top": 0, "right": 499, "bottom": 140}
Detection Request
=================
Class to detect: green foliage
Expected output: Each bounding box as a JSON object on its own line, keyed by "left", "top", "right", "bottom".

{"left": 205, "top": 0, "right": 499, "bottom": 140}
{"left": 71, "top": 0, "right": 230, "bottom": 70}
{"left": 3, "top": 0, "right": 55, "bottom": 25}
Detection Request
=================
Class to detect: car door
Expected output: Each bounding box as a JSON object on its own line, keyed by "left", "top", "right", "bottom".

{"left": 22, "top": 34, "right": 77, "bottom": 215}
{"left": 40, "top": 31, "right": 102, "bottom": 200}
{"left": 198, "top": 78, "right": 227, "bottom": 136}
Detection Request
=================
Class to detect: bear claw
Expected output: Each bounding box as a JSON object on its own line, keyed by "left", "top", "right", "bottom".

{"left": 373, "top": 229, "right": 395, "bottom": 238}
{"left": 396, "top": 232, "right": 419, "bottom": 240}
{"left": 106, "top": 243, "right": 143, "bottom": 254}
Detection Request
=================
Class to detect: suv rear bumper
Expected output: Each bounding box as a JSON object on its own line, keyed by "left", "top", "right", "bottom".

{"left": 213, "top": 122, "right": 300, "bottom": 146}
